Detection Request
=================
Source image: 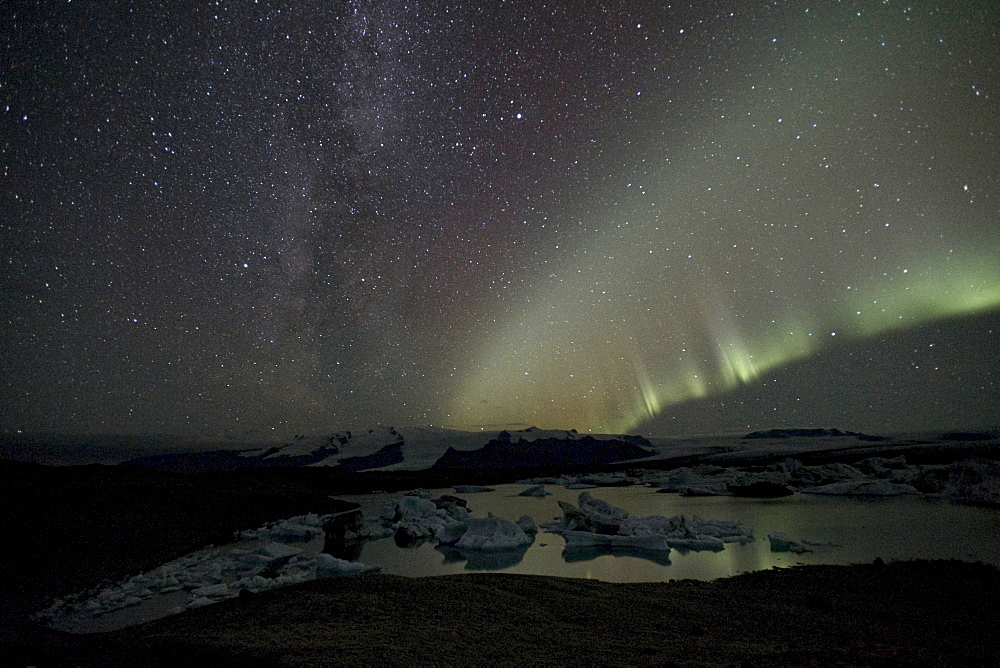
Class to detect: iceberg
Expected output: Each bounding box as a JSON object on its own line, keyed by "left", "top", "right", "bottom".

{"left": 38, "top": 512, "right": 378, "bottom": 632}
{"left": 768, "top": 532, "right": 812, "bottom": 554}
{"left": 562, "top": 530, "right": 670, "bottom": 551}
{"left": 516, "top": 515, "right": 538, "bottom": 535}
{"left": 315, "top": 553, "right": 379, "bottom": 577}
{"left": 453, "top": 485, "right": 495, "bottom": 493}
{"left": 543, "top": 492, "right": 753, "bottom": 555}
{"left": 455, "top": 515, "right": 533, "bottom": 551}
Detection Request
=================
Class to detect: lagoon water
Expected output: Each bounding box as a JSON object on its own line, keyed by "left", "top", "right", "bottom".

{"left": 346, "top": 483, "right": 1000, "bottom": 582}
{"left": 51, "top": 481, "right": 1000, "bottom": 633}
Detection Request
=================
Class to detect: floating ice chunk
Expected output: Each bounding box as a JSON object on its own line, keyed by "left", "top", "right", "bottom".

{"left": 454, "top": 485, "right": 495, "bottom": 493}
{"left": 679, "top": 484, "right": 727, "bottom": 496}
{"left": 182, "top": 578, "right": 215, "bottom": 590}
{"left": 394, "top": 495, "right": 441, "bottom": 522}
{"left": 516, "top": 515, "right": 538, "bottom": 535}
{"left": 666, "top": 535, "right": 726, "bottom": 551}
{"left": 652, "top": 466, "right": 736, "bottom": 493}
{"left": 802, "top": 479, "right": 919, "bottom": 496}
{"left": 234, "top": 574, "right": 274, "bottom": 592}
{"left": 545, "top": 493, "right": 753, "bottom": 552}
{"left": 260, "top": 542, "right": 303, "bottom": 559}
{"left": 191, "top": 583, "right": 229, "bottom": 598}
{"left": 269, "top": 521, "right": 322, "bottom": 540}
{"left": 940, "top": 458, "right": 1000, "bottom": 507}
{"left": 856, "top": 455, "right": 909, "bottom": 477}
{"left": 686, "top": 516, "right": 752, "bottom": 541}
{"left": 578, "top": 492, "right": 630, "bottom": 521}
{"left": 315, "top": 553, "right": 378, "bottom": 577}
{"left": 455, "top": 515, "right": 533, "bottom": 550}
{"left": 768, "top": 532, "right": 812, "bottom": 553}
{"left": 235, "top": 553, "right": 272, "bottom": 567}
{"left": 562, "top": 530, "right": 670, "bottom": 551}
{"left": 244, "top": 512, "right": 331, "bottom": 541}
{"left": 518, "top": 484, "right": 550, "bottom": 497}
{"left": 390, "top": 495, "right": 466, "bottom": 545}
{"left": 579, "top": 471, "right": 638, "bottom": 486}
{"left": 435, "top": 521, "right": 468, "bottom": 545}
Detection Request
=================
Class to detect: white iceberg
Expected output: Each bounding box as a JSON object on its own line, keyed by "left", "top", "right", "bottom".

{"left": 315, "top": 553, "right": 379, "bottom": 577}
{"left": 543, "top": 492, "right": 752, "bottom": 554}
{"left": 455, "top": 515, "right": 533, "bottom": 551}
{"left": 39, "top": 513, "right": 377, "bottom": 632}
{"left": 389, "top": 494, "right": 471, "bottom": 544}
{"left": 393, "top": 495, "right": 441, "bottom": 522}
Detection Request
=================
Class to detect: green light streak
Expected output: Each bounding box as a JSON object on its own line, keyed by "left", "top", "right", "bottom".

{"left": 442, "top": 5, "right": 999, "bottom": 435}
{"left": 844, "top": 251, "right": 1000, "bottom": 337}
{"left": 445, "top": 242, "right": 999, "bottom": 434}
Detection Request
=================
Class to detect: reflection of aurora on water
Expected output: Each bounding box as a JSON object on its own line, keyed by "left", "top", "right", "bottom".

{"left": 446, "top": 5, "right": 999, "bottom": 434}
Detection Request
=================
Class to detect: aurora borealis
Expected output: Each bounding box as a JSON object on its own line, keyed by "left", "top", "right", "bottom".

{"left": 3, "top": 1, "right": 998, "bottom": 439}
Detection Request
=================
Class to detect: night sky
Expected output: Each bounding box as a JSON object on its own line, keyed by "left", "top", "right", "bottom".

{"left": 3, "top": 1, "right": 998, "bottom": 439}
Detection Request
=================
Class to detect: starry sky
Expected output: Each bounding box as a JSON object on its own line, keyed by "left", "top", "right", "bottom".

{"left": 2, "top": 1, "right": 998, "bottom": 440}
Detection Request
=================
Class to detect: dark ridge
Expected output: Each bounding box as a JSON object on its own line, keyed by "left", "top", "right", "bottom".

{"left": 941, "top": 432, "right": 995, "bottom": 441}
{"left": 431, "top": 435, "right": 654, "bottom": 470}
{"left": 124, "top": 444, "right": 341, "bottom": 473}
{"left": 742, "top": 427, "right": 889, "bottom": 441}
{"left": 743, "top": 428, "right": 846, "bottom": 439}
{"left": 335, "top": 441, "right": 404, "bottom": 472}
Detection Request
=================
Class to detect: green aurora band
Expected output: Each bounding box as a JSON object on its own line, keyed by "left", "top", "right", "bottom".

{"left": 444, "top": 5, "right": 999, "bottom": 433}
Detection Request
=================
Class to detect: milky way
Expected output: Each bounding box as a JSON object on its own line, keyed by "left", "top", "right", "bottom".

{"left": 2, "top": 2, "right": 997, "bottom": 438}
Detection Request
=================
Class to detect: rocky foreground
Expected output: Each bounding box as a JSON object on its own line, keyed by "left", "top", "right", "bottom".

{"left": 12, "top": 561, "right": 1000, "bottom": 666}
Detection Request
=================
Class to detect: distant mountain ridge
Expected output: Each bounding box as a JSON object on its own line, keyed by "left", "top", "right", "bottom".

{"left": 743, "top": 428, "right": 890, "bottom": 442}
{"left": 432, "top": 433, "right": 653, "bottom": 470}
{"left": 124, "top": 426, "right": 655, "bottom": 473}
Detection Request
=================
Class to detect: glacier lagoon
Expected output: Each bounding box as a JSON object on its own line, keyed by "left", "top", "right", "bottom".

{"left": 348, "top": 483, "right": 1000, "bottom": 582}
{"left": 43, "top": 482, "right": 1000, "bottom": 633}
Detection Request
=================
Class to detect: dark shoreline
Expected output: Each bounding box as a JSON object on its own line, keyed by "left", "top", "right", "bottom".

{"left": 11, "top": 561, "right": 1000, "bottom": 666}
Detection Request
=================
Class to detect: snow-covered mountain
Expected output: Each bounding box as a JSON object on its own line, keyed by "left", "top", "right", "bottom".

{"left": 126, "top": 426, "right": 654, "bottom": 473}
{"left": 122, "top": 425, "right": 987, "bottom": 474}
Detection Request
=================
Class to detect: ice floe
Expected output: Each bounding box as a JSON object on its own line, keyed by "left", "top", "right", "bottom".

{"left": 452, "top": 515, "right": 533, "bottom": 551}
{"left": 37, "top": 513, "right": 378, "bottom": 633}
{"left": 541, "top": 492, "right": 753, "bottom": 554}
{"left": 382, "top": 492, "right": 536, "bottom": 552}
{"left": 768, "top": 532, "right": 843, "bottom": 554}
{"left": 802, "top": 479, "right": 920, "bottom": 496}
{"left": 514, "top": 455, "right": 1000, "bottom": 507}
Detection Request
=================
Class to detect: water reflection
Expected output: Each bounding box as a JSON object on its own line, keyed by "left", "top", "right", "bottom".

{"left": 562, "top": 546, "right": 673, "bottom": 566}
{"left": 436, "top": 544, "right": 532, "bottom": 570}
